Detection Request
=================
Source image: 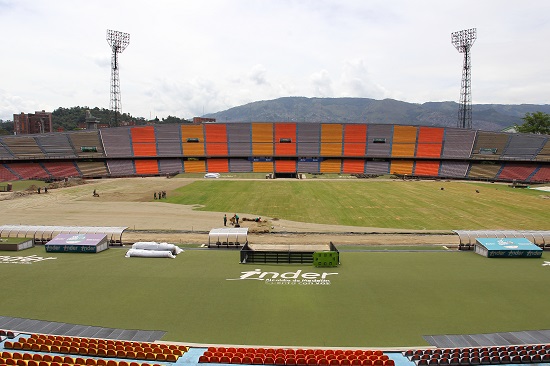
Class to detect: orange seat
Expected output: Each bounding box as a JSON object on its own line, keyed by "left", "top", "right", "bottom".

{"left": 350, "top": 360, "right": 361, "bottom": 366}
{"left": 97, "top": 359, "right": 107, "bottom": 366}
{"left": 264, "top": 356, "right": 275, "bottom": 365}
{"left": 27, "top": 360, "right": 39, "bottom": 366}
{"left": 329, "top": 360, "right": 340, "bottom": 366}
{"left": 209, "top": 356, "right": 220, "bottom": 363}
{"left": 285, "top": 359, "right": 296, "bottom": 366}
{"left": 372, "top": 360, "right": 383, "bottom": 366}
{"left": 318, "top": 359, "right": 329, "bottom": 366}
{"left": 75, "top": 358, "right": 86, "bottom": 365}
{"left": 198, "top": 356, "right": 209, "bottom": 363}
{"left": 145, "top": 353, "right": 156, "bottom": 361}
{"left": 253, "top": 356, "right": 264, "bottom": 364}
{"left": 340, "top": 359, "right": 351, "bottom": 366}
{"left": 155, "top": 354, "right": 167, "bottom": 362}
{"left": 42, "top": 356, "right": 53, "bottom": 363}
{"left": 119, "top": 362, "right": 129, "bottom": 366}
{"left": 296, "top": 358, "right": 307, "bottom": 366}
{"left": 166, "top": 354, "right": 178, "bottom": 362}
{"left": 306, "top": 359, "right": 317, "bottom": 365}
{"left": 231, "top": 356, "right": 242, "bottom": 364}
{"left": 106, "top": 360, "right": 117, "bottom": 366}
{"left": 116, "top": 351, "right": 126, "bottom": 358}
{"left": 220, "top": 356, "right": 230, "bottom": 363}
{"left": 274, "top": 357, "right": 285, "bottom": 365}
{"left": 383, "top": 361, "right": 394, "bottom": 366}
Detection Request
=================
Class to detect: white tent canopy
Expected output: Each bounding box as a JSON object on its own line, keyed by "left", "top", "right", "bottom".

{"left": 0, "top": 225, "right": 127, "bottom": 244}
{"left": 208, "top": 227, "right": 248, "bottom": 246}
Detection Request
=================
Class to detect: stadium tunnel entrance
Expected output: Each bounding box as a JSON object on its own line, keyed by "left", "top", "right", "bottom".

{"left": 273, "top": 172, "right": 298, "bottom": 179}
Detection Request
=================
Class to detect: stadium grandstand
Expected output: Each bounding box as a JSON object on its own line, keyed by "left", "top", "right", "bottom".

{"left": 0, "top": 122, "right": 548, "bottom": 183}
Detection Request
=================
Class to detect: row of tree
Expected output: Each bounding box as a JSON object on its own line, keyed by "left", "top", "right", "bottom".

{"left": 1, "top": 109, "right": 549, "bottom": 135}
{"left": 0, "top": 107, "right": 192, "bottom": 135}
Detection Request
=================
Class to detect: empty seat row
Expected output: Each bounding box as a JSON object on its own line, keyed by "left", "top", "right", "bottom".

{"left": 4, "top": 343, "right": 181, "bottom": 362}
{"left": 206, "top": 347, "right": 384, "bottom": 357}
{"left": 198, "top": 355, "right": 394, "bottom": 366}
{"left": 404, "top": 345, "right": 550, "bottom": 365}
{"left": 203, "top": 352, "right": 388, "bottom": 362}
{"left": 26, "top": 333, "right": 187, "bottom": 352}
{"left": 0, "top": 351, "right": 163, "bottom": 366}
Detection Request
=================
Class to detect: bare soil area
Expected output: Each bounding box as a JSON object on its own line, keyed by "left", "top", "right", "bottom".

{"left": 0, "top": 177, "right": 458, "bottom": 247}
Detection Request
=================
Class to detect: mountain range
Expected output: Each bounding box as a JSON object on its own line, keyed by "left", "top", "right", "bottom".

{"left": 203, "top": 97, "right": 550, "bottom": 131}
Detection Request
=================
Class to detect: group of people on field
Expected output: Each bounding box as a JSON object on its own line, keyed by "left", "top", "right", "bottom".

{"left": 154, "top": 191, "right": 167, "bottom": 200}
{"left": 223, "top": 213, "right": 262, "bottom": 226}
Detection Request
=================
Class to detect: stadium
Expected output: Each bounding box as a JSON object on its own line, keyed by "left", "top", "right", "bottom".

{"left": 0, "top": 122, "right": 549, "bottom": 182}
{"left": 1, "top": 121, "right": 550, "bottom": 366}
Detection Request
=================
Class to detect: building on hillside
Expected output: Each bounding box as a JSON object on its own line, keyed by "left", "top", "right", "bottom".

{"left": 77, "top": 110, "right": 110, "bottom": 130}
{"left": 193, "top": 117, "right": 216, "bottom": 124}
{"left": 13, "top": 110, "right": 53, "bottom": 135}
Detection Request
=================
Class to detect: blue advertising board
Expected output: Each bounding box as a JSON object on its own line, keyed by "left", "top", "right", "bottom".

{"left": 475, "top": 237, "right": 542, "bottom": 258}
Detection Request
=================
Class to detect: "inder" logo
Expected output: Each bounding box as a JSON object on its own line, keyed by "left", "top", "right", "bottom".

{"left": 227, "top": 269, "right": 338, "bottom": 285}
{"left": 0, "top": 254, "right": 57, "bottom": 265}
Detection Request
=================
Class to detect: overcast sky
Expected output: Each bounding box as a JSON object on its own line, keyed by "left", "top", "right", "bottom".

{"left": 1, "top": 0, "right": 549, "bottom": 121}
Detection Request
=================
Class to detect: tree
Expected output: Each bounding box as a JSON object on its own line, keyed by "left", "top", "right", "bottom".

{"left": 515, "top": 111, "right": 550, "bottom": 135}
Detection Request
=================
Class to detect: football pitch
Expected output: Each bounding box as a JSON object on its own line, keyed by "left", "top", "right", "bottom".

{"left": 1, "top": 246, "right": 549, "bottom": 348}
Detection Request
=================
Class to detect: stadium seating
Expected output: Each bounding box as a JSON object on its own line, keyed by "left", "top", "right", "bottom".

{"left": 0, "top": 122, "right": 547, "bottom": 182}
{"left": 3, "top": 334, "right": 188, "bottom": 364}
{"left": 42, "top": 161, "right": 81, "bottom": 179}
{"left": 6, "top": 163, "right": 50, "bottom": 180}
{"left": 198, "top": 347, "right": 394, "bottom": 365}
{"left": 0, "top": 164, "right": 20, "bottom": 182}
{"left": 530, "top": 165, "right": 550, "bottom": 183}
{"left": 403, "top": 345, "right": 550, "bottom": 365}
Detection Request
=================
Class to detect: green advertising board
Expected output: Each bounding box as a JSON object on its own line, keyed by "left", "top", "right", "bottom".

{"left": 313, "top": 251, "right": 339, "bottom": 267}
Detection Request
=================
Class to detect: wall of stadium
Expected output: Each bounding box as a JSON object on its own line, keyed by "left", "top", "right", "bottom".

{"left": 0, "top": 122, "right": 549, "bottom": 183}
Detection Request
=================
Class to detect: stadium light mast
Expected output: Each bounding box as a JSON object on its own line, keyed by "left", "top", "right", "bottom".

{"left": 451, "top": 28, "right": 476, "bottom": 129}
{"left": 106, "top": 29, "right": 130, "bottom": 127}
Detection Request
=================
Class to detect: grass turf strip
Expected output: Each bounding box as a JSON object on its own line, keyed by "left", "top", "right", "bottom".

{"left": 1, "top": 247, "right": 549, "bottom": 347}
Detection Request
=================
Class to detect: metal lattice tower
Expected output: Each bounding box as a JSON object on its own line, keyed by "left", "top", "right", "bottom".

{"left": 106, "top": 29, "right": 130, "bottom": 127}
{"left": 451, "top": 28, "right": 476, "bottom": 129}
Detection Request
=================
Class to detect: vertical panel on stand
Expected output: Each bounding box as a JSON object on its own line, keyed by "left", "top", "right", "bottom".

{"left": 343, "top": 124, "right": 367, "bottom": 157}
{"left": 181, "top": 125, "right": 205, "bottom": 156}
{"left": 252, "top": 123, "right": 273, "bottom": 156}
{"left": 205, "top": 124, "right": 229, "bottom": 156}
{"left": 320, "top": 124, "right": 343, "bottom": 157}
{"left": 274, "top": 123, "right": 297, "bottom": 156}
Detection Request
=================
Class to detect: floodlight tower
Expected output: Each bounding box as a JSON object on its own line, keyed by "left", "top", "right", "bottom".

{"left": 451, "top": 28, "right": 477, "bottom": 129}
{"left": 106, "top": 29, "right": 130, "bottom": 127}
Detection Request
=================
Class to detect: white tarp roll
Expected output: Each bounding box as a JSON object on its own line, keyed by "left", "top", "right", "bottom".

{"left": 131, "top": 242, "right": 184, "bottom": 255}
{"left": 125, "top": 249, "right": 176, "bottom": 258}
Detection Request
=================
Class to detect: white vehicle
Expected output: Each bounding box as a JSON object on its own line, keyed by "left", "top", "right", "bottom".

{"left": 204, "top": 173, "right": 220, "bottom": 179}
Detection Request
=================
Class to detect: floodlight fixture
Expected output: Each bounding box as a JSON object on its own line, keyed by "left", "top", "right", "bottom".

{"left": 451, "top": 28, "right": 476, "bottom": 129}
{"left": 106, "top": 29, "right": 130, "bottom": 127}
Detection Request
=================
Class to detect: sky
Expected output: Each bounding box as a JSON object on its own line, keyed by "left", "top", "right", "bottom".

{"left": 1, "top": 0, "right": 549, "bottom": 121}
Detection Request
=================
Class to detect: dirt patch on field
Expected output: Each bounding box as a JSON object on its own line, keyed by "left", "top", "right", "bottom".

{"left": 0, "top": 177, "right": 458, "bottom": 247}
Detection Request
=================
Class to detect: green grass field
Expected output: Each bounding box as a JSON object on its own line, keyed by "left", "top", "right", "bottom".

{"left": 165, "top": 180, "right": 549, "bottom": 230}
{"left": 1, "top": 246, "right": 549, "bottom": 347}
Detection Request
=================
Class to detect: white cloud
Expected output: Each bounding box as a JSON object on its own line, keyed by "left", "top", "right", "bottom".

{"left": 1, "top": 0, "right": 550, "bottom": 121}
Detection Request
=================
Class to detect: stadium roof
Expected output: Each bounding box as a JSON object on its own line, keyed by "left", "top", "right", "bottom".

{"left": 0, "top": 225, "right": 127, "bottom": 243}
{"left": 453, "top": 230, "right": 550, "bottom": 246}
